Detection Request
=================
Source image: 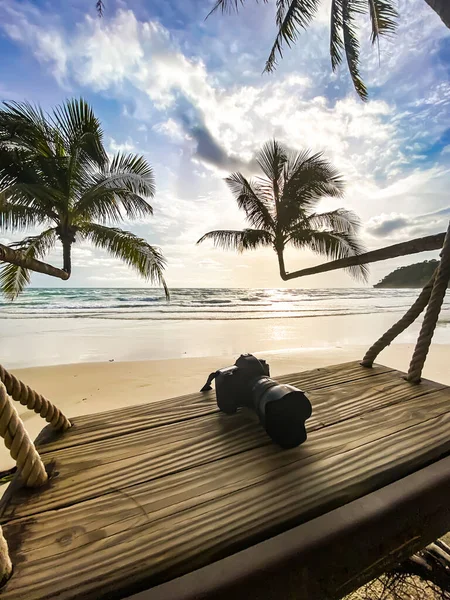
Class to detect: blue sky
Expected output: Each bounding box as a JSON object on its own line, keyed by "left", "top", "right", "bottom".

{"left": 1, "top": 0, "right": 449, "bottom": 288}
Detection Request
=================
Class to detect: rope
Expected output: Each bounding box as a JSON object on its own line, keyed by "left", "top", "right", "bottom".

{"left": 0, "top": 365, "right": 71, "bottom": 431}
{"left": 0, "top": 381, "right": 47, "bottom": 487}
{"left": 407, "top": 223, "right": 450, "bottom": 383}
{"left": 0, "top": 524, "right": 12, "bottom": 586}
{"left": 361, "top": 270, "right": 437, "bottom": 367}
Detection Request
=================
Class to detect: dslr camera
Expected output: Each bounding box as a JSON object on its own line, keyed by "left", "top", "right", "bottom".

{"left": 201, "top": 354, "right": 312, "bottom": 449}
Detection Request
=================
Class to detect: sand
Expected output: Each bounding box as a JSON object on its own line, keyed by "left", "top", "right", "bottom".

{"left": 2, "top": 342, "right": 449, "bottom": 471}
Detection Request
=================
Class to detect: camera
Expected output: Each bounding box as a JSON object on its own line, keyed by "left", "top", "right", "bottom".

{"left": 200, "top": 354, "right": 312, "bottom": 449}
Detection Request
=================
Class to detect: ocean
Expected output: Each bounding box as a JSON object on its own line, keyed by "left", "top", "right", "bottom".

{"left": 1, "top": 287, "right": 449, "bottom": 321}
{"left": 1, "top": 288, "right": 449, "bottom": 368}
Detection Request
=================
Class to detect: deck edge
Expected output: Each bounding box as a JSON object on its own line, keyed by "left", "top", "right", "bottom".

{"left": 126, "top": 455, "right": 450, "bottom": 600}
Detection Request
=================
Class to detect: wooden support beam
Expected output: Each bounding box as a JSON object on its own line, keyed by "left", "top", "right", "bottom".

{"left": 0, "top": 243, "right": 69, "bottom": 281}
{"left": 284, "top": 231, "right": 446, "bottom": 280}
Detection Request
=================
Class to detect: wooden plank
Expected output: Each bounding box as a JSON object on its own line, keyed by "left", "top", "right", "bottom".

{"left": 138, "top": 456, "right": 450, "bottom": 600}
{"left": 6, "top": 387, "right": 450, "bottom": 551}
{"left": 35, "top": 362, "right": 394, "bottom": 454}
{"left": 2, "top": 369, "right": 445, "bottom": 521}
{"left": 2, "top": 393, "right": 450, "bottom": 600}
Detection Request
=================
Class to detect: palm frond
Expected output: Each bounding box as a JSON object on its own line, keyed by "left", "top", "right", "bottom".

{"left": 0, "top": 199, "right": 49, "bottom": 231}
{"left": 108, "top": 153, "right": 155, "bottom": 197}
{"left": 265, "top": 0, "right": 321, "bottom": 72}
{"left": 342, "top": 0, "right": 368, "bottom": 101}
{"left": 79, "top": 223, "right": 169, "bottom": 298}
{"left": 256, "top": 140, "right": 288, "bottom": 187}
{"left": 225, "top": 172, "right": 275, "bottom": 231}
{"left": 368, "top": 0, "right": 398, "bottom": 44}
{"left": 197, "top": 228, "right": 273, "bottom": 252}
{"left": 0, "top": 229, "right": 57, "bottom": 300}
{"left": 0, "top": 101, "right": 53, "bottom": 156}
{"left": 96, "top": 0, "right": 104, "bottom": 17}
{"left": 280, "top": 150, "right": 345, "bottom": 228}
{"left": 0, "top": 106, "right": 72, "bottom": 205}
{"left": 52, "top": 98, "right": 107, "bottom": 168}
{"left": 73, "top": 153, "right": 155, "bottom": 222}
{"left": 330, "top": 0, "right": 344, "bottom": 69}
{"left": 289, "top": 228, "right": 368, "bottom": 281}
{"left": 304, "top": 208, "right": 361, "bottom": 235}
{"left": 206, "top": 0, "right": 267, "bottom": 18}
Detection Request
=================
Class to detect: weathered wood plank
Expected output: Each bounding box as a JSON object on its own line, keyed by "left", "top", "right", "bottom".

{"left": 2, "top": 397, "right": 450, "bottom": 600}
{"left": 35, "top": 362, "right": 394, "bottom": 454}
{"left": 6, "top": 386, "right": 450, "bottom": 553}
{"left": 2, "top": 369, "right": 444, "bottom": 521}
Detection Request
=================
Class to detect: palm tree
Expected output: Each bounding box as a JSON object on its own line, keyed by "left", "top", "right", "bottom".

{"left": 197, "top": 139, "right": 367, "bottom": 281}
{"left": 0, "top": 99, "right": 168, "bottom": 300}
{"left": 209, "top": 0, "right": 449, "bottom": 101}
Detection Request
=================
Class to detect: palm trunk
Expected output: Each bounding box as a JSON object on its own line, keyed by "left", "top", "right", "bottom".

{"left": 62, "top": 240, "right": 72, "bottom": 275}
{"left": 424, "top": 0, "right": 450, "bottom": 28}
{"left": 0, "top": 243, "right": 69, "bottom": 281}
{"left": 282, "top": 232, "right": 446, "bottom": 280}
{"left": 277, "top": 248, "right": 288, "bottom": 280}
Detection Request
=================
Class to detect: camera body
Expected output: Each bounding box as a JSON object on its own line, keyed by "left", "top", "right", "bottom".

{"left": 215, "top": 354, "right": 270, "bottom": 414}
{"left": 202, "top": 353, "right": 312, "bottom": 449}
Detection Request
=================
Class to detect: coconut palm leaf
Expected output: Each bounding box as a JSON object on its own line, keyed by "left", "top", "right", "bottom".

{"left": 0, "top": 229, "right": 57, "bottom": 300}
{"left": 330, "top": 0, "right": 344, "bottom": 69}
{"left": 208, "top": 0, "right": 399, "bottom": 101}
{"left": 226, "top": 172, "right": 275, "bottom": 230}
{"left": 368, "top": 0, "right": 398, "bottom": 44}
{"left": 289, "top": 228, "right": 368, "bottom": 280}
{"left": 342, "top": 0, "right": 368, "bottom": 101}
{"left": 279, "top": 150, "right": 345, "bottom": 229}
{"left": 304, "top": 208, "right": 361, "bottom": 234}
{"left": 52, "top": 98, "right": 107, "bottom": 167}
{"left": 0, "top": 101, "right": 53, "bottom": 156}
{"left": 0, "top": 200, "right": 49, "bottom": 231}
{"left": 256, "top": 139, "right": 288, "bottom": 186}
{"left": 79, "top": 223, "right": 169, "bottom": 298}
{"left": 265, "top": 0, "right": 321, "bottom": 72}
{"left": 73, "top": 153, "right": 154, "bottom": 223}
{"left": 206, "top": 0, "right": 268, "bottom": 18}
{"left": 197, "top": 228, "right": 273, "bottom": 251}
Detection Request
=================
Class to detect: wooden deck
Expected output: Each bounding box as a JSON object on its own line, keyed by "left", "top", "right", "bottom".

{"left": 1, "top": 361, "right": 450, "bottom": 600}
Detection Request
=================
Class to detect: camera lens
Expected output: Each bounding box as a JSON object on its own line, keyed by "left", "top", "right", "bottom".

{"left": 251, "top": 377, "right": 312, "bottom": 449}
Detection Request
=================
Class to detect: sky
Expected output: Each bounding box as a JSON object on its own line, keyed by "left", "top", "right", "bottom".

{"left": 0, "top": 0, "right": 449, "bottom": 289}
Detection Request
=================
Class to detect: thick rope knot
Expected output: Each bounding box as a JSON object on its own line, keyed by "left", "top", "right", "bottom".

{"left": 0, "top": 365, "right": 71, "bottom": 431}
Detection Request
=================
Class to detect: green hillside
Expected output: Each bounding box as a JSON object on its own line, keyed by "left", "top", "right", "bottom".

{"left": 374, "top": 260, "right": 440, "bottom": 288}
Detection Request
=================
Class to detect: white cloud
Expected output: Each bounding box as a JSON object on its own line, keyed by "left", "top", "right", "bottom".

{"left": 152, "top": 118, "right": 186, "bottom": 142}
{"left": 109, "top": 137, "right": 136, "bottom": 153}
{"left": 365, "top": 207, "right": 450, "bottom": 241}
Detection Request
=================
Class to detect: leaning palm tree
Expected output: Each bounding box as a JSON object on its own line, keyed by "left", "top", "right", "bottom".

{"left": 209, "top": 0, "right": 449, "bottom": 101}
{"left": 0, "top": 98, "right": 168, "bottom": 300}
{"left": 197, "top": 140, "right": 367, "bottom": 281}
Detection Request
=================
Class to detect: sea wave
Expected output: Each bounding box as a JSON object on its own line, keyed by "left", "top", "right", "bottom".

{"left": 1, "top": 287, "right": 449, "bottom": 322}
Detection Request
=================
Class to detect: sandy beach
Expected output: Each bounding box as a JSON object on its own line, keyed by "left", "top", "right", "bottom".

{"left": 3, "top": 342, "right": 449, "bottom": 472}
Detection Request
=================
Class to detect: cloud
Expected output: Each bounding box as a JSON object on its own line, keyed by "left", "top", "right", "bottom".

{"left": 176, "top": 96, "right": 257, "bottom": 172}
{"left": 365, "top": 207, "right": 450, "bottom": 240}
{"left": 367, "top": 216, "right": 410, "bottom": 237}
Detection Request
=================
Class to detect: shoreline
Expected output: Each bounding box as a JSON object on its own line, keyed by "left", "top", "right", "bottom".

{"left": 3, "top": 343, "right": 449, "bottom": 471}
{"left": 3, "top": 311, "right": 450, "bottom": 369}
